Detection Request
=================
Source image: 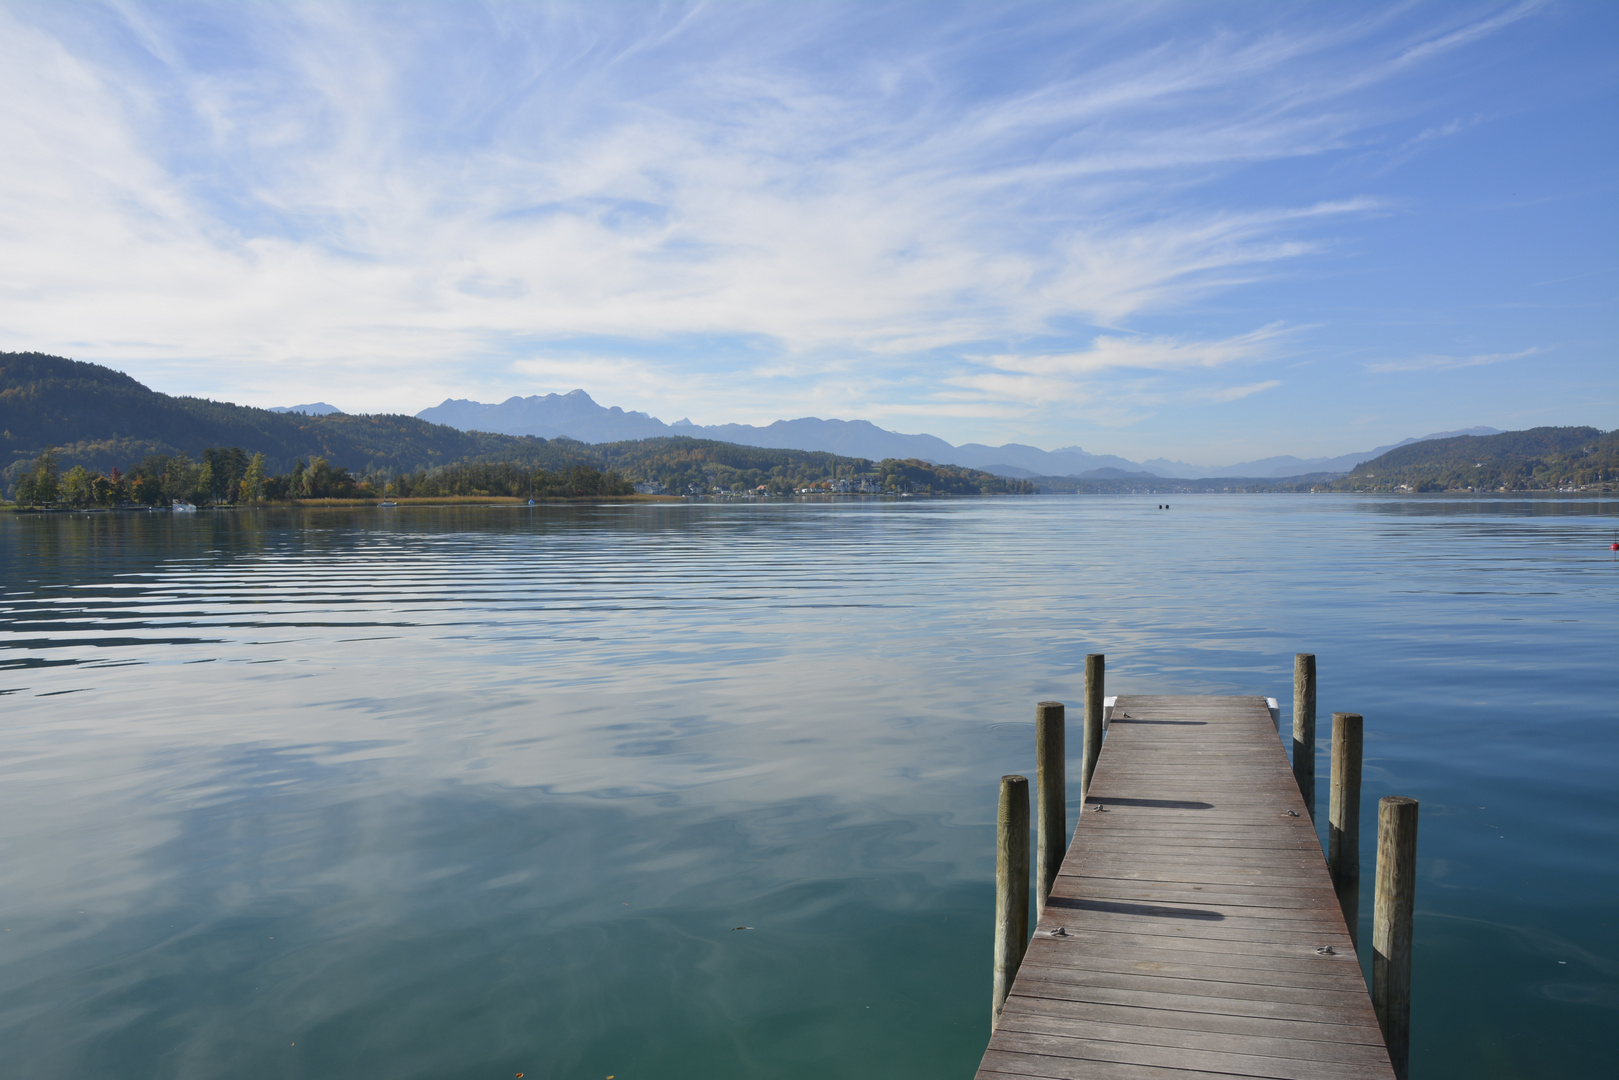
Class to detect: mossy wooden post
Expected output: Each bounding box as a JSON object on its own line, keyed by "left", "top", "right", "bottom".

{"left": 1035, "top": 702, "right": 1065, "bottom": 919}
{"left": 1293, "top": 653, "right": 1317, "bottom": 821}
{"left": 993, "top": 775, "right": 1030, "bottom": 1025}
{"left": 1327, "top": 712, "right": 1363, "bottom": 949}
{"left": 1373, "top": 796, "right": 1419, "bottom": 1080}
{"left": 1082, "top": 654, "right": 1104, "bottom": 800}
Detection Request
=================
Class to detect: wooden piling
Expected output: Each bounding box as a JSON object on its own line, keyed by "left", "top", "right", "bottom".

{"left": 1034, "top": 702, "right": 1065, "bottom": 918}
{"left": 1293, "top": 653, "right": 1316, "bottom": 820}
{"left": 992, "top": 774, "right": 1030, "bottom": 1024}
{"left": 1328, "top": 712, "right": 1363, "bottom": 949}
{"left": 1082, "top": 654, "right": 1104, "bottom": 799}
{"left": 1373, "top": 795, "right": 1419, "bottom": 1080}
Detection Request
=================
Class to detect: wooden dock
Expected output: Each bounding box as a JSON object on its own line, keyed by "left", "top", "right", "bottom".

{"left": 977, "top": 694, "right": 1397, "bottom": 1080}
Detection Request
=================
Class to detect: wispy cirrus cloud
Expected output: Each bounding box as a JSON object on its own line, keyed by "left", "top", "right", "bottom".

{"left": 1196, "top": 379, "right": 1284, "bottom": 403}
{"left": 1366, "top": 347, "right": 1542, "bottom": 373}
{"left": 942, "top": 324, "right": 1290, "bottom": 418}
{"left": 1390, "top": 0, "right": 1549, "bottom": 69}
{"left": 972, "top": 323, "right": 1291, "bottom": 380}
{"left": 0, "top": 0, "right": 1573, "bottom": 449}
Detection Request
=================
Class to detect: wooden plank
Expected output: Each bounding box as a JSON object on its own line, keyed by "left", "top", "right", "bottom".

{"left": 1050, "top": 880, "right": 1341, "bottom": 909}
{"left": 975, "top": 694, "right": 1395, "bottom": 1080}
{"left": 1029, "top": 923, "right": 1359, "bottom": 956}
{"left": 1013, "top": 964, "right": 1375, "bottom": 1008}
{"left": 1071, "top": 850, "right": 1328, "bottom": 868}
{"left": 998, "top": 1013, "right": 1398, "bottom": 1065}
{"left": 1065, "top": 858, "right": 1332, "bottom": 881}
{"left": 1029, "top": 916, "right": 1359, "bottom": 949}
{"left": 1077, "top": 835, "right": 1325, "bottom": 853}
{"left": 981, "top": 1030, "right": 1383, "bottom": 1080}
{"left": 981, "top": 1047, "right": 1262, "bottom": 1080}
{"left": 1027, "top": 933, "right": 1368, "bottom": 979}
{"left": 1011, "top": 996, "right": 1387, "bottom": 1046}
{"left": 1008, "top": 972, "right": 1383, "bottom": 1027}
{"left": 1010, "top": 955, "right": 1374, "bottom": 998}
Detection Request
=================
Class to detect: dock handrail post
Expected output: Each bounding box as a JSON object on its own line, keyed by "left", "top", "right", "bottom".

{"left": 1373, "top": 795, "right": 1419, "bottom": 1080}
{"left": 993, "top": 774, "right": 1030, "bottom": 1025}
{"left": 1035, "top": 702, "right": 1065, "bottom": 919}
{"left": 1082, "top": 654, "right": 1104, "bottom": 800}
{"left": 1293, "top": 653, "right": 1317, "bottom": 821}
{"left": 1327, "top": 712, "right": 1363, "bottom": 949}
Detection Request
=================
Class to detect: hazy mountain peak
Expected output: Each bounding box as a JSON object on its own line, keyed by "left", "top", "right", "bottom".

{"left": 414, "top": 392, "right": 1507, "bottom": 482}
{"left": 270, "top": 402, "right": 342, "bottom": 416}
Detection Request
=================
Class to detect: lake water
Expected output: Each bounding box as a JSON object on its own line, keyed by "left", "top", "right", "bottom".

{"left": 1, "top": 495, "right": 1614, "bottom": 1079}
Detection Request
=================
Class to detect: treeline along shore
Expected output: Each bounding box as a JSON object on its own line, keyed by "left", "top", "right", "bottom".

{"left": 1029, "top": 426, "right": 1616, "bottom": 495}
{"left": 8, "top": 447, "right": 638, "bottom": 507}
{"left": 4, "top": 351, "right": 1612, "bottom": 506}
{"left": 1027, "top": 422, "right": 1617, "bottom": 495}
{"left": 2, "top": 352, "right": 1034, "bottom": 506}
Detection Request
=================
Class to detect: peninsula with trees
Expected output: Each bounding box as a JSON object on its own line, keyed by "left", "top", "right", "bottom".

{"left": 2, "top": 352, "right": 1034, "bottom": 506}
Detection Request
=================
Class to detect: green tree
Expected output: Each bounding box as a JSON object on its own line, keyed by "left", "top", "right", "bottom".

{"left": 132, "top": 472, "right": 163, "bottom": 504}
{"left": 90, "top": 472, "right": 121, "bottom": 506}
{"left": 18, "top": 450, "right": 60, "bottom": 505}
{"left": 163, "top": 453, "right": 202, "bottom": 504}
{"left": 203, "top": 446, "right": 248, "bottom": 502}
{"left": 302, "top": 458, "right": 333, "bottom": 497}
{"left": 60, "top": 465, "right": 94, "bottom": 507}
{"left": 240, "top": 452, "right": 266, "bottom": 502}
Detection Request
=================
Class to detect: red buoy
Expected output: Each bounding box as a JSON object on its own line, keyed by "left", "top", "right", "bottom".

{"left": 1611, "top": 542, "right": 1618, "bottom": 551}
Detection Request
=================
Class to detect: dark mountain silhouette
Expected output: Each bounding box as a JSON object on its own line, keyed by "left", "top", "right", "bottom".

{"left": 0, "top": 351, "right": 556, "bottom": 481}
{"left": 1335, "top": 426, "right": 1615, "bottom": 491}
{"left": 1, "top": 352, "right": 1031, "bottom": 498}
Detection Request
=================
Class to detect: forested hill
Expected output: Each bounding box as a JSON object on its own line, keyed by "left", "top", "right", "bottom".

{"left": 2, "top": 352, "right": 1032, "bottom": 499}
{"left": 1, "top": 351, "right": 559, "bottom": 478}
{"left": 1332, "top": 426, "right": 1616, "bottom": 491}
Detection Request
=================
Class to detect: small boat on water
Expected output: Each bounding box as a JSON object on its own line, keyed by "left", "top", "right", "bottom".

{"left": 380, "top": 500, "right": 398, "bottom": 507}
{"left": 172, "top": 500, "right": 197, "bottom": 513}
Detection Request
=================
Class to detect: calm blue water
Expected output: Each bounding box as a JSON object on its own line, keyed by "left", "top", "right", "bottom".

{"left": 1, "top": 496, "right": 1614, "bottom": 1078}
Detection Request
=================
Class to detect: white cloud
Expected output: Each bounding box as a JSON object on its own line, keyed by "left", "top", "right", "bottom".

{"left": 1196, "top": 379, "right": 1283, "bottom": 403}
{"left": 941, "top": 325, "right": 1290, "bottom": 415}
{"left": 974, "top": 324, "right": 1290, "bottom": 379}
{"left": 1391, "top": 1, "right": 1548, "bottom": 70}
{"left": 1365, "top": 347, "right": 1542, "bottom": 374}
{"left": 0, "top": 1, "right": 1557, "bottom": 441}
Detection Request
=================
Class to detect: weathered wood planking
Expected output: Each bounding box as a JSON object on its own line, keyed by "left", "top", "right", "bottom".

{"left": 977, "top": 695, "right": 1396, "bottom": 1080}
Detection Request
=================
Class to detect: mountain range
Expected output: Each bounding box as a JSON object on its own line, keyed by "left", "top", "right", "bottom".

{"left": 5, "top": 353, "right": 1605, "bottom": 497}
{"left": 417, "top": 391, "right": 1500, "bottom": 480}
{"left": 0, "top": 352, "right": 1032, "bottom": 499}
{"left": 269, "top": 402, "right": 342, "bottom": 416}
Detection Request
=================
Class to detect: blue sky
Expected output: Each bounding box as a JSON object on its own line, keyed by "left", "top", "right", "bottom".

{"left": 0, "top": 1, "right": 1613, "bottom": 463}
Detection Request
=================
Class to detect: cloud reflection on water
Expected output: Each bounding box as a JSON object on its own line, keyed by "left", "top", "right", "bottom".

{"left": 1, "top": 496, "right": 1615, "bottom": 1077}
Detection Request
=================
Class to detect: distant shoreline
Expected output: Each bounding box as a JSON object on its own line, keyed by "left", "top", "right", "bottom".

{"left": 6, "top": 488, "right": 1614, "bottom": 513}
